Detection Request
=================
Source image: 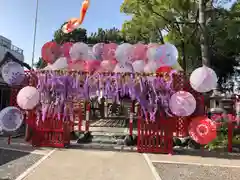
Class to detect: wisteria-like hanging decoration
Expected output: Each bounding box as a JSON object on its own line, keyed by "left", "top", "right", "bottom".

{"left": 36, "top": 70, "right": 178, "bottom": 122}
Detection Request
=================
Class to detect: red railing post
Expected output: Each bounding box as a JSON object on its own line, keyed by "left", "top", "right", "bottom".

{"left": 228, "top": 114, "right": 233, "bottom": 152}
{"left": 137, "top": 104, "right": 141, "bottom": 152}
{"left": 85, "top": 102, "right": 90, "bottom": 132}
{"left": 78, "top": 102, "right": 83, "bottom": 132}
{"left": 8, "top": 136, "right": 11, "bottom": 145}
{"left": 129, "top": 101, "right": 134, "bottom": 136}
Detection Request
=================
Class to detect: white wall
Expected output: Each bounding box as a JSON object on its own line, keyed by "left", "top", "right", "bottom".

{"left": 0, "top": 35, "right": 24, "bottom": 62}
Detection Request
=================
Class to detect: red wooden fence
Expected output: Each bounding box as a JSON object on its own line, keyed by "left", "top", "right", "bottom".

{"left": 6, "top": 72, "right": 238, "bottom": 153}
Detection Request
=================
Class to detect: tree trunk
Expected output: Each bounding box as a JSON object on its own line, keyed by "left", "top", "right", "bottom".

{"left": 157, "top": 29, "right": 165, "bottom": 44}
{"left": 180, "top": 40, "right": 186, "bottom": 73}
{"left": 199, "top": 0, "right": 210, "bottom": 67}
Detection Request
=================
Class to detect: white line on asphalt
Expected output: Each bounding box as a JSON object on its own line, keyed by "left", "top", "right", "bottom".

{"left": 15, "top": 149, "right": 56, "bottom": 180}
{"left": 8, "top": 142, "right": 29, "bottom": 146}
{"left": 0, "top": 146, "right": 47, "bottom": 156}
{"left": 143, "top": 153, "right": 162, "bottom": 180}
{"left": 151, "top": 160, "right": 240, "bottom": 168}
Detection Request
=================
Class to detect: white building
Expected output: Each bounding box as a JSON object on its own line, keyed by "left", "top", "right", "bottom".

{"left": 0, "top": 35, "right": 24, "bottom": 61}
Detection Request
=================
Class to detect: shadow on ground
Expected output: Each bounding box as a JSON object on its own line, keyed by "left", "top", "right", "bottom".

{"left": 0, "top": 148, "right": 42, "bottom": 180}
{"left": 0, "top": 149, "right": 30, "bottom": 166}
{"left": 0, "top": 137, "right": 46, "bottom": 167}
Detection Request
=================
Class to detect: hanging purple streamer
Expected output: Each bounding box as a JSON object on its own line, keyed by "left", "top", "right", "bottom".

{"left": 83, "top": 75, "right": 89, "bottom": 100}
{"left": 33, "top": 71, "right": 182, "bottom": 123}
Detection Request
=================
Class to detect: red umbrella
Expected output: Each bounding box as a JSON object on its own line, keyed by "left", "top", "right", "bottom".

{"left": 61, "top": 42, "right": 73, "bottom": 58}
{"left": 188, "top": 116, "right": 217, "bottom": 145}
{"left": 68, "top": 60, "right": 85, "bottom": 71}
{"left": 84, "top": 60, "right": 101, "bottom": 73}
{"left": 41, "top": 41, "right": 61, "bottom": 64}
{"left": 102, "top": 43, "right": 118, "bottom": 60}
{"left": 156, "top": 66, "right": 172, "bottom": 73}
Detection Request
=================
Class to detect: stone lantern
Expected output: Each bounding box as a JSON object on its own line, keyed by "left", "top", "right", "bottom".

{"left": 210, "top": 86, "right": 222, "bottom": 108}
{"left": 208, "top": 85, "right": 226, "bottom": 117}
{"left": 220, "top": 85, "right": 235, "bottom": 114}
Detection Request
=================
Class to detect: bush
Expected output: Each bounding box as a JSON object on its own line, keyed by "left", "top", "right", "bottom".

{"left": 173, "top": 137, "right": 182, "bottom": 146}
{"left": 205, "top": 122, "right": 228, "bottom": 151}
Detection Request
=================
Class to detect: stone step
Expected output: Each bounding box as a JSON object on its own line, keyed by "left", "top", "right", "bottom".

{"left": 70, "top": 141, "right": 137, "bottom": 152}
{"left": 91, "top": 129, "right": 137, "bottom": 136}
{"left": 91, "top": 136, "right": 118, "bottom": 144}
{"left": 73, "top": 117, "right": 138, "bottom": 125}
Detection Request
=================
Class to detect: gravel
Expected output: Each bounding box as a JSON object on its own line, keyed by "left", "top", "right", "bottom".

{"left": 0, "top": 149, "right": 42, "bottom": 180}
{"left": 153, "top": 163, "right": 240, "bottom": 180}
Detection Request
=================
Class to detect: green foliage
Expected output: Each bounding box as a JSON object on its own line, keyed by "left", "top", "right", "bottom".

{"left": 35, "top": 57, "right": 47, "bottom": 69}
{"left": 121, "top": 0, "right": 200, "bottom": 71}
{"left": 205, "top": 121, "right": 240, "bottom": 151}
{"left": 120, "top": 0, "right": 240, "bottom": 82}
{"left": 205, "top": 122, "right": 228, "bottom": 150}
{"left": 173, "top": 137, "right": 183, "bottom": 146}
{"left": 54, "top": 22, "right": 88, "bottom": 45}
{"left": 87, "top": 27, "right": 128, "bottom": 44}
{"left": 54, "top": 23, "right": 128, "bottom": 45}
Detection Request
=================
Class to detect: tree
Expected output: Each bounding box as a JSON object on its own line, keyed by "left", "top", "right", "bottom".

{"left": 120, "top": 0, "right": 239, "bottom": 82}
{"left": 87, "top": 27, "right": 128, "bottom": 44}
{"left": 35, "top": 57, "right": 47, "bottom": 69}
{"left": 199, "top": 0, "right": 209, "bottom": 66}
{"left": 54, "top": 23, "right": 128, "bottom": 45}
{"left": 54, "top": 22, "right": 88, "bottom": 44}
{"left": 198, "top": 0, "right": 234, "bottom": 67}
{"left": 121, "top": 15, "right": 165, "bottom": 44}
{"left": 121, "top": 0, "right": 199, "bottom": 71}
{"left": 208, "top": 1, "right": 240, "bottom": 82}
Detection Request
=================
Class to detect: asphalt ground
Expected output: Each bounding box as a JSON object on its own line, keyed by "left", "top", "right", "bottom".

{"left": 0, "top": 149, "right": 42, "bottom": 180}
{"left": 0, "top": 137, "right": 54, "bottom": 180}
{"left": 0, "top": 137, "right": 240, "bottom": 180}
{"left": 148, "top": 153, "right": 240, "bottom": 180}
{"left": 153, "top": 163, "right": 240, "bottom": 180}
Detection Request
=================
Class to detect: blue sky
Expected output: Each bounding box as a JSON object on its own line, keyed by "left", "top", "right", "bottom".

{"left": 0, "top": 0, "right": 130, "bottom": 65}
{"left": 0, "top": 0, "right": 236, "bottom": 66}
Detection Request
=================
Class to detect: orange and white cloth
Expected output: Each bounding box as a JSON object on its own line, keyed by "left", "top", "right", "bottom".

{"left": 62, "top": 0, "right": 90, "bottom": 33}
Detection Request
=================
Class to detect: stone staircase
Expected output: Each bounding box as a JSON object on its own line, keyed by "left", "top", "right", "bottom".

{"left": 72, "top": 116, "right": 138, "bottom": 149}
{"left": 72, "top": 99, "right": 138, "bottom": 148}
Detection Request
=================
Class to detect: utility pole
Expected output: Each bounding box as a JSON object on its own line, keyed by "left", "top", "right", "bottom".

{"left": 31, "top": 0, "right": 39, "bottom": 69}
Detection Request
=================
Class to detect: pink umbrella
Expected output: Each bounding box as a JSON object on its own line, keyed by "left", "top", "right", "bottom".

{"left": 61, "top": 42, "right": 73, "bottom": 58}
{"left": 41, "top": 41, "right": 61, "bottom": 64}
{"left": 132, "top": 43, "right": 147, "bottom": 63}
{"left": 100, "top": 59, "right": 117, "bottom": 72}
{"left": 68, "top": 60, "right": 85, "bottom": 71}
{"left": 102, "top": 43, "right": 118, "bottom": 60}
{"left": 84, "top": 60, "right": 101, "bottom": 73}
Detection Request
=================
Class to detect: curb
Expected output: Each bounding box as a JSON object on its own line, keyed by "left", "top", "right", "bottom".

{"left": 173, "top": 147, "right": 240, "bottom": 158}
{"left": 68, "top": 142, "right": 240, "bottom": 157}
